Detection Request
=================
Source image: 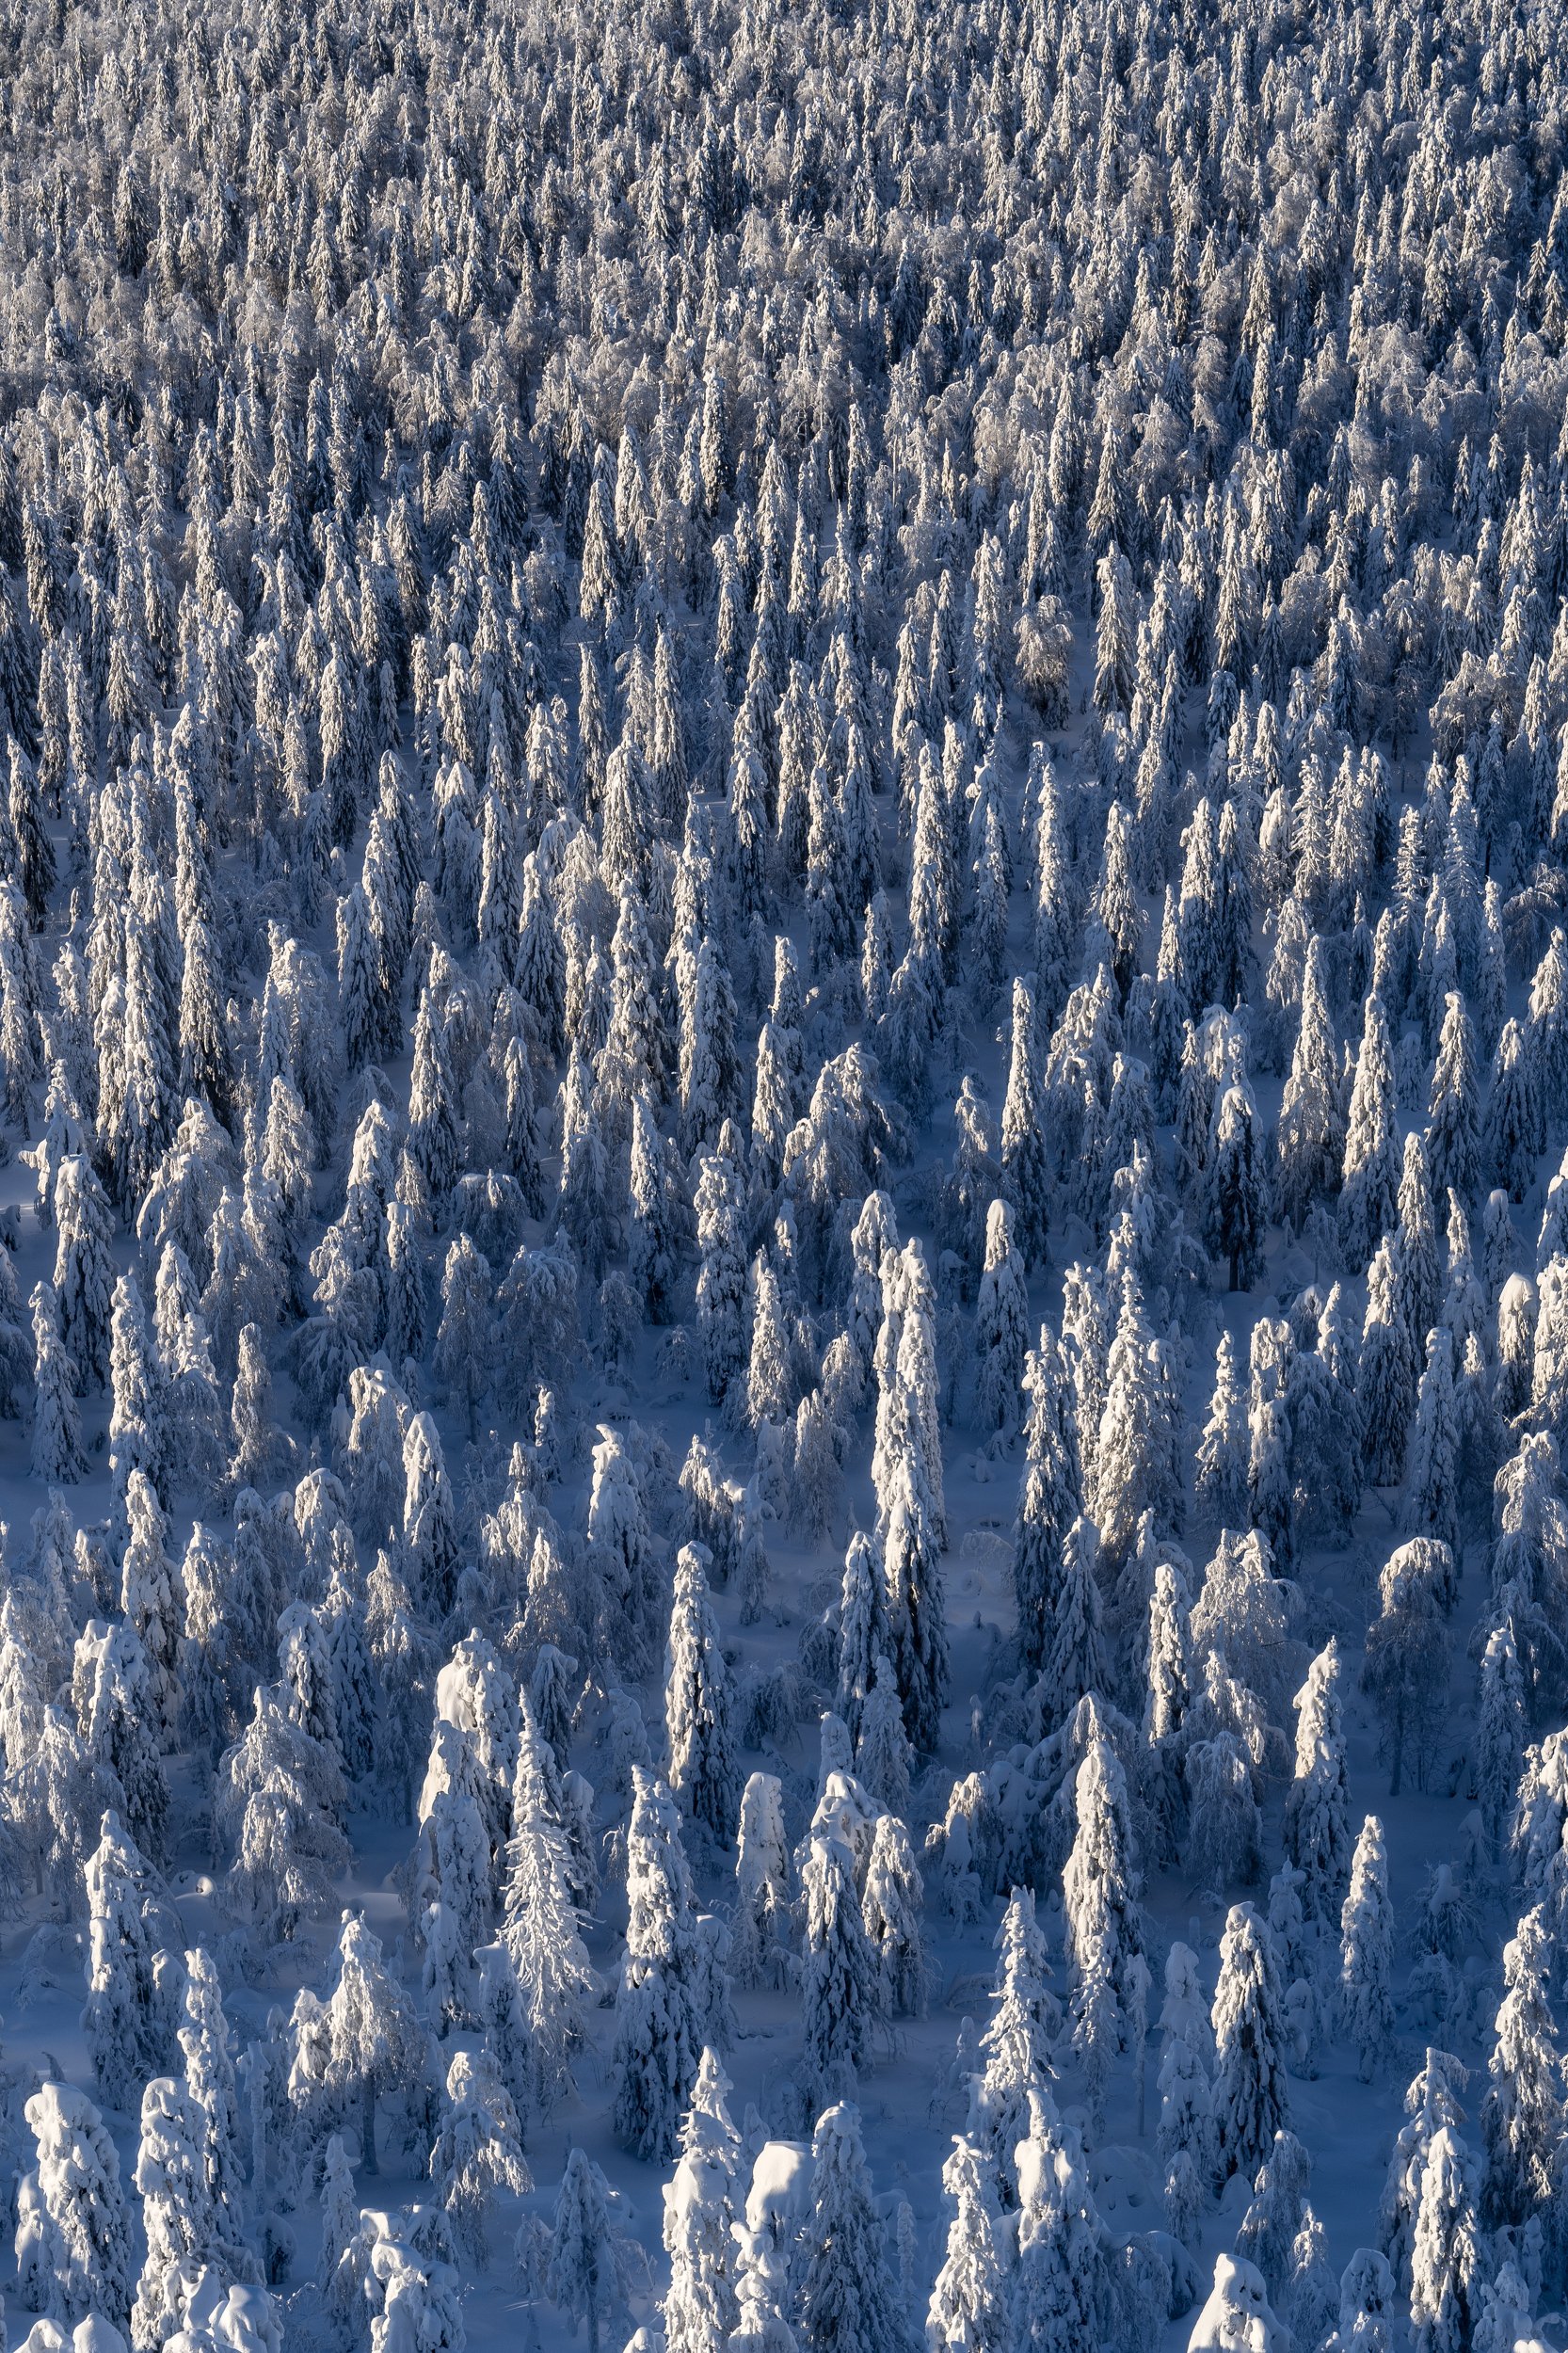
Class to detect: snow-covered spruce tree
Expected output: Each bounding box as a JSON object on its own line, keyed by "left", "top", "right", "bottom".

{"left": 1360, "top": 1545, "right": 1452, "bottom": 1798}
{"left": 1408, "top": 2122, "right": 1482, "bottom": 2353}
{"left": 179, "top": 1946, "right": 250, "bottom": 2268}
{"left": 730, "top": 2224, "right": 800, "bottom": 2353}
{"left": 971, "top": 1888, "right": 1059, "bottom": 2209}
{"left": 659, "top": 2048, "right": 742, "bottom": 2353}
{"left": 131, "top": 2069, "right": 233, "bottom": 2351}
{"left": 31, "top": 1275, "right": 85, "bottom": 1483}
{"left": 855, "top": 1655, "right": 914, "bottom": 1819}
{"left": 428, "top": 2045, "right": 531, "bottom": 2267}
{"left": 1063, "top": 1731, "right": 1144, "bottom": 2129}
{"left": 878, "top": 1433, "right": 947, "bottom": 1755}
{"left": 82, "top": 1808, "right": 175, "bottom": 2110}
{"left": 549, "top": 2147, "right": 632, "bottom": 2353}
{"left": 1205, "top": 1081, "right": 1265, "bottom": 1291}
{"left": 665, "top": 1543, "right": 740, "bottom": 1852}
{"left": 1011, "top": 2089, "right": 1105, "bottom": 2353}
{"left": 1475, "top": 1619, "right": 1528, "bottom": 1864}
{"left": 862, "top": 1809, "right": 926, "bottom": 2021}
{"left": 973, "top": 1199, "right": 1029, "bottom": 1434}
{"left": 732, "top": 1771, "right": 793, "bottom": 1993}
{"left": 1210, "top": 1904, "right": 1290, "bottom": 2191}
{"left": 21, "top": 2080, "right": 135, "bottom": 2333}
{"left": 836, "top": 1529, "right": 888, "bottom": 1740}
{"left": 613, "top": 1767, "right": 702, "bottom": 2162}
{"left": 1283, "top": 1641, "right": 1351, "bottom": 1929}
{"left": 798, "top": 2102, "right": 911, "bottom": 2353}
{"left": 1187, "top": 2253, "right": 1286, "bottom": 2353}
{"left": 799, "top": 1830, "right": 878, "bottom": 2105}
{"left": 696, "top": 1126, "right": 749, "bottom": 1411}
{"left": 1033, "top": 1512, "right": 1108, "bottom": 1735}
{"left": 53, "top": 1151, "right": 116, "bottom": 1387}
{"left": 310, "top": 1911, "right": 428, "bottom": 2179}
{"left": 1194, "top": 1330, "right": 1248, "bottom": 1530}
{"left": 1340, "top": 1816, "right": 1397, "bottom": 2084}
{"left": 927, "top": 2133, "right": 1009, "bottom": 2353}
{"left": 1000, "top": 978, "right": 1049, "bottom": 1269}
{"left": 1402, "top": 1327, "right": 1459, "bottom": 1558}
{"left": 1340, "top": 993, "right": 1401, "bottom": 1268}
{"left": 1275, "top": 936, "right": 1344, "bottom": 1231}
{"left": 1479, "top": 1905, "right": 1564, "bottom": 2239}
{"left": 502, "top": 1706, "right": 595, "bottom": 2111}
{"left": 1014, "top": 1323, "right": 1082, "bottom": 1675}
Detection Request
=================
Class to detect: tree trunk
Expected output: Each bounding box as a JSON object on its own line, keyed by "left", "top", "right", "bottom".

{"left": 360, "top": 2076, "right": 378, "bottom": 2175}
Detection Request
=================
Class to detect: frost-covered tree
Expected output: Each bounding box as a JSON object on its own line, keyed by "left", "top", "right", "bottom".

{"left": 660, "top": 2048, "right": 741, "bottom": 2353}
{"left": 1340, "top": 995, "right": 1400, "bottom": 1266}
{"left": 1283, "top": 1642, "right": 1351, "bottom": 1927}
{"left": 973, "top": 1201, "right": 1029, "bottom": 1433}
{"left": 429, "top": 2046, "right": 531, "bottom": 2266}
{"left": 732, "top": 1772, "right": 793, "bottom": 1994}
{"left": 1340, "top": 1817, "right": 1397, "bottom": 2084}
{"left": 1015, "top": 1326, "right": 1082, "bottom": 1674}
{"left": 1211, "top": 1904, "right": 1290, "bottom": 2189}
{"left": 1408, "top": 2123, "right": 1481, "bottom": 2353}
{"left": 1479, "top": 1906, "right": 1563, "bottom": 2237}
{"left": 926, "top": 2134, "right": 1009, "bottom": 2353}
{"left": 1011, "top": 2092, "right": 1104, "bottom": 2353}
{"left": 549, "top": 2148, "right": 632, "bottom": 2353}
{"left": 1063, "top": 1732, "right": 1144, "bottom": 2125}
{"left": 311, "top": 1912, "right": 428, "bottom": 2177}
{"left": 1194, "top": 1331, "right": 1248, "bottom": 1529}
{"left": 22, "top": 2081, "right": 135, "bottom": 2332}
{"left": 31, "top": 1278, "right": 85, "bottom": 1483}
{"left": 613, "top": 1768, "right": 702, "bottom": 2161}
{"left": 798, "top": 2103, "right": 910, "bottom": 2353}
{"left": 502, "top": 1706, "right": 595, "bottom": 2111}
{"left": 862, "top": 1810, "right": 925, "bottom": 2021}
{"left": 800, "top": 1831, "right": 878, "bottom": 2103}
{"left": 666, "top": 1544, "right": 740, "bottom": 1850}
{"left": 82, "top": 1809, "right": 174, "bottom": 2109}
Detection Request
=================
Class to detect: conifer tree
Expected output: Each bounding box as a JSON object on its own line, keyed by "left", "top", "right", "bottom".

{"left": 501, "top": 1708, "right": 595, "bottom": 2113}
{"left": 1284, "top": 1642, "right": 1352, "bottom": 1927}
{"left": 1011, "top": 2090, "right": 1104, "bottom": 2353}
{"left": 973, "top": 1201, "right": 1029, "bottom": 1434}
{"left": 661, "top": 2049, "right": 742, "bottom": 2353}
{"left": 1207, "top": 1082, "right": 1266, "bottom": 1290}
{"left": 1064, "top": 1732, "right": 1144, "bottom": 2127}
{"left": 53, "top": 1153, "right": 116, "bottom": 1387}
{"left": 1211, "top": 1904, "right": 1291, "bottom": 2189}
{"left": 1276, "top": 937, "right": 1343, "bottom": 1230}
{"left": 1479, "top": 1906, "right": 1563, "bottom": 2237}
{"left": 312, "top": 1911, "right": 428, "bottom": 2178}
{"left": 1015, "top": 1325, "right": 1082, "bottom": 1674}
{"left": 549, "top": 2148, "right": 632, "bottom": 2353}
{"left": 666, "top": 1544, "right": 740, "bottom": 1850}
{"left": 1408, "top": 2123, "right": 1481, "bottom": 2353}
{"left": 926, "top": 2135, "right": 1009, "bottom": 2353}
{"left": 613, "top": 1768, "right": 701, "bottom": 2162}
{"left": 731, "top": 1772, "right": 793, "bottom": 1994}
{"left": 798, "top": 2103, "right": 910, "bottom": 2353}
{"left": 1340, "top": 994, "right": 1401, "bottom": 1266}
{"left": 31, "top": 1276, "right": 85, "bottom": 1482}
{"left": 83, "top": 1808, "right": 174, "bottom": 2110}
{"left": 429, "top": 2045, "right": 532, "bottom": 2267}
{"left": 1000, "top": 979, "right": 1049, "bottom": 1267}
{"left": 1426, "top": 992, "right": 1481, "bottom": 1204}
{"left": 23, "top": 2080, "right": 135, "bottom": 2333}
{"left": 800, "top": 1832, "right": 877, "bottom": 2104}
{"left": 1340, "top": 1816, "right": 1397, "bottom": 2086}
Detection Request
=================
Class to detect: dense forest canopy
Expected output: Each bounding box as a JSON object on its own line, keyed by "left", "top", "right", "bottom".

{"left": 0, "top": 0, "right": 1560, "bottom": 2343}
